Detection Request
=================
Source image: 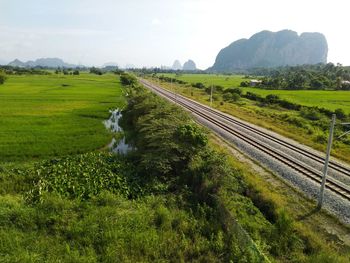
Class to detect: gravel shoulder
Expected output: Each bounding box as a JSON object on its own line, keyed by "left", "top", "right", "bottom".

{"left": 209, "top": 133, "right": 350, "bottom": 247}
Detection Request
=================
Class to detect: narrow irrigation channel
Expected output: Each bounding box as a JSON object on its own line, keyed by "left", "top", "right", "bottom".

{"left": 104, "top": 109, "right": 133, "bottom": 154}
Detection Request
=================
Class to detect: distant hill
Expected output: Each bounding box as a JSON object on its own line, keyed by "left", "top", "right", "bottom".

{"left": 172, "top": 60, "right": 182, "bottom": 70}
{"left": 210, "top": 30, "right": 328, "bottom": 72}
{"left": 8, "top": 58, "right": 79, "bottom": 68}
{"left": 183, "top": 60, "right": 197, "bottom": 71}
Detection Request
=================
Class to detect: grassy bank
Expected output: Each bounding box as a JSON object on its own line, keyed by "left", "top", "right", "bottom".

{"left": 0, "top": 73, "right": 125, "bottom": 162}
{"left": 209, "top": 134, "right": 350, "bottom": 262}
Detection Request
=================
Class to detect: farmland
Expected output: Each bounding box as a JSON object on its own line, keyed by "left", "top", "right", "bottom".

{"left": 242, "top": 88, "right": 350, "bottom": 114}
{"left": 0, "top": 73, "right": 125, "bottom": 161}
{"left": 159, "top": 73, "right": 246, "bottom": 88}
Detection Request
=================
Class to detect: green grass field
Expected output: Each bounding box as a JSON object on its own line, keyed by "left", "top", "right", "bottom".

{"left": 242, "top": 87, "right": 350, "bottom": 114}
{"left": 159, "top": 73, "right": 246, "bottom": 88}
{"left": 0, "top": 73, "right": 125, "bottom": 161}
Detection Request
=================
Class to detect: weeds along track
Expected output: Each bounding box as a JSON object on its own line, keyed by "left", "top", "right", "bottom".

{"left": 140, "top": 79, "right": 350, "bottom": 202}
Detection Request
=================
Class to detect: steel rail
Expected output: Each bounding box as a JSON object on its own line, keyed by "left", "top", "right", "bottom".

{"left": 140, "top": 79, "right": 350, "bottom": 201}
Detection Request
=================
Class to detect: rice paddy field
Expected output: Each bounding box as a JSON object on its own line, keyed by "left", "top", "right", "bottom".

{"left": 161, "top": 73, "right": 350, "bottom": 114}
{"left": 0, "top": 73, "right": 125, "bottom": 162}
{"left": 159, "top": 73, "right": 246, "bottom": 88}
{"left": 243, "top": 88, "right": 350, "bottom": 114}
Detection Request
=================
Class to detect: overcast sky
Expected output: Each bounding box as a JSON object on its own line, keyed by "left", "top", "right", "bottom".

{"left": 1, "top": 0, "right": 349, "bottom": 69}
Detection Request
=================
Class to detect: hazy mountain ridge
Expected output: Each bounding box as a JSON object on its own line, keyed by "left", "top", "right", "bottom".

{"left": 172, "top": 59, "right": 197, "bottom": 70}
{"left": 183, "top": 60, "right": 197, "bottom": 70}
{"left": 8, "top": 58, "right": 80, "bottom": 68}
{"left": 210, "top": 30, "right": 328, "bottom": 72}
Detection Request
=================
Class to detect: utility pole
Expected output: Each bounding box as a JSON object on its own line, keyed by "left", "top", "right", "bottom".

{"left": 210, "top": 85, "right": 213, "bottom": 107}
{"left": 317, "top": 114, "right": 336, "bottom": 209}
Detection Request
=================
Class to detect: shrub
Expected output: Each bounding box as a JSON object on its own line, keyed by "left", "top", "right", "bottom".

{"left": 335, "top": 108, "right": 347, "bottom": 120}
{"left": 265, "top": 94, "right": 280, "bottom": 104}
{"left": 120, "top": 73, "right": 137, "bottom": 86}
{"left": 191, "top": 82, "right": 205, "bottom": 89}
{"left": 90, "top": 67, "right": 103, "bottom": 75}
{"left": 0, "top": 72, "right": 7, "bottom": 84}
{"left": 300, "top": 108, "right": 322, "bottom": 121}
{"left": 245, "top": 92, "right": 263, "bottom": 102}
{"left": 240, "top": 81, "right": 249, "bottom": 87}
{"left": 25, "top": 153, "right": 132, "bottom": 203}
{"left": 314, "top": 133, "right": 328, "bottom": 144}
{"left": 223, "top": 93, "right": 240, "bottom": 102}
{"left": 224, "top": 87, "right": 242, "bottom": 96}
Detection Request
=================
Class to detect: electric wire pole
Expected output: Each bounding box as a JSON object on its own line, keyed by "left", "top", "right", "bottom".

{"left": 210, "top": 85, "right": 213, "bottom": 107}
{"left": 317, "top": 114, "right": 336, "bottom": 209}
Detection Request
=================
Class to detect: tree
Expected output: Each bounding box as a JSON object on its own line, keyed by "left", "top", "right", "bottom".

{"left": 0, "top": 72, "right": 7, "bottom": 84}
{"left": 73, "top": 70, "right": 80, "bottom": 75}
{"left": 120, "top": 73, "right": 137, "bottom": 86}
{"left": 90, "top": 67, "right": 103, "bottom": 75}
{"left": 266, "top": 94, "right": 280, "bottom": 104}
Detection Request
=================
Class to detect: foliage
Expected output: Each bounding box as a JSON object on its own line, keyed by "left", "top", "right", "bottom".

{"left": 192, "top": 82, "right": 206, "bottom": 89}
{"left": 120, "top": 73, "right": 137, "bottom": 86}
{"left": 121, "top": 89, "right": 208, "bottom": 180}
{"left": 224, "top": 87, "right": 243, "bottom": 96}
{"left": 25, "top": 153, "right": 133, "bottom": 203}
{"left": 90, "top": 67, "right": 103, "bottom": 75}
{"left": 253, "top": 63, "right": 350, "bottom": 90}
{"left": 0, "top": 65, "right": 51, "bottom": 75}
{"left": 335, "top": 108, "right": 347, "bottom": 120}
{"left": 300, "top": 108, "right": 322, "bottom": 121}
{"left": 0, "top": 72, "right": 7, "bottom": 84}
{"left": 223, "top": 92, "right": 240, "bottom": 102}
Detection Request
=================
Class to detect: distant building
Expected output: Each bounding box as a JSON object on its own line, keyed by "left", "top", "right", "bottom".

{"left": 250, "top": 79, "right": 262, "bottom": 87}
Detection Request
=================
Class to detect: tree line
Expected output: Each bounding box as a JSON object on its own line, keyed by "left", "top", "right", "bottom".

{"left": 243, "top": 63, "right": 350, "bottom": 90}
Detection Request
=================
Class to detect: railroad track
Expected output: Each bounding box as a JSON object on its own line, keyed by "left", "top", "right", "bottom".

{"left": 140, "top": 79, "right": 350, "bottom": 202}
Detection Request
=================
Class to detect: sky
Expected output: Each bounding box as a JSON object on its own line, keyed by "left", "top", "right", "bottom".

{"left": 1, "top": 0, "right": 350, "bottom": 69}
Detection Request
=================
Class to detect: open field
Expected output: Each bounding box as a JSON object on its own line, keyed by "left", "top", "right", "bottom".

{"left": 243, "top": 87, "right": 350, "bottom": 114}
{"left": 158, "top": 73, "right": 246, "bottom": 88}
{"left": 0, "top": 73, "right": 125, "bottom": 162}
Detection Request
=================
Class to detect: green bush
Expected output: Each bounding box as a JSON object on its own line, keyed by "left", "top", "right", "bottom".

{"left": 0, "top": 72, "right": 7, "bottom": 84}
{"left": 224, "top": 87, "right": 243, "bottom": 96}
{"left": 300, "top": 108, "right": 322, "bottom": 121}
{"left": 25, "top": 153, "right": 133, "bottom": 203}
{"left": 120, "top": 73, "right": 137, "bottom": 86}
{"left": 335, "top": 108, "right": 347, "bottom": 120}
{"left": 223, "top": 92, "right": 240, "bottom": 102}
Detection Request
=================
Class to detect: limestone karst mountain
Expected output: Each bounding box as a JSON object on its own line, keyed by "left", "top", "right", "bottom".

{"left": 210, "top": 30, "right": 328, "bottom": 72}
